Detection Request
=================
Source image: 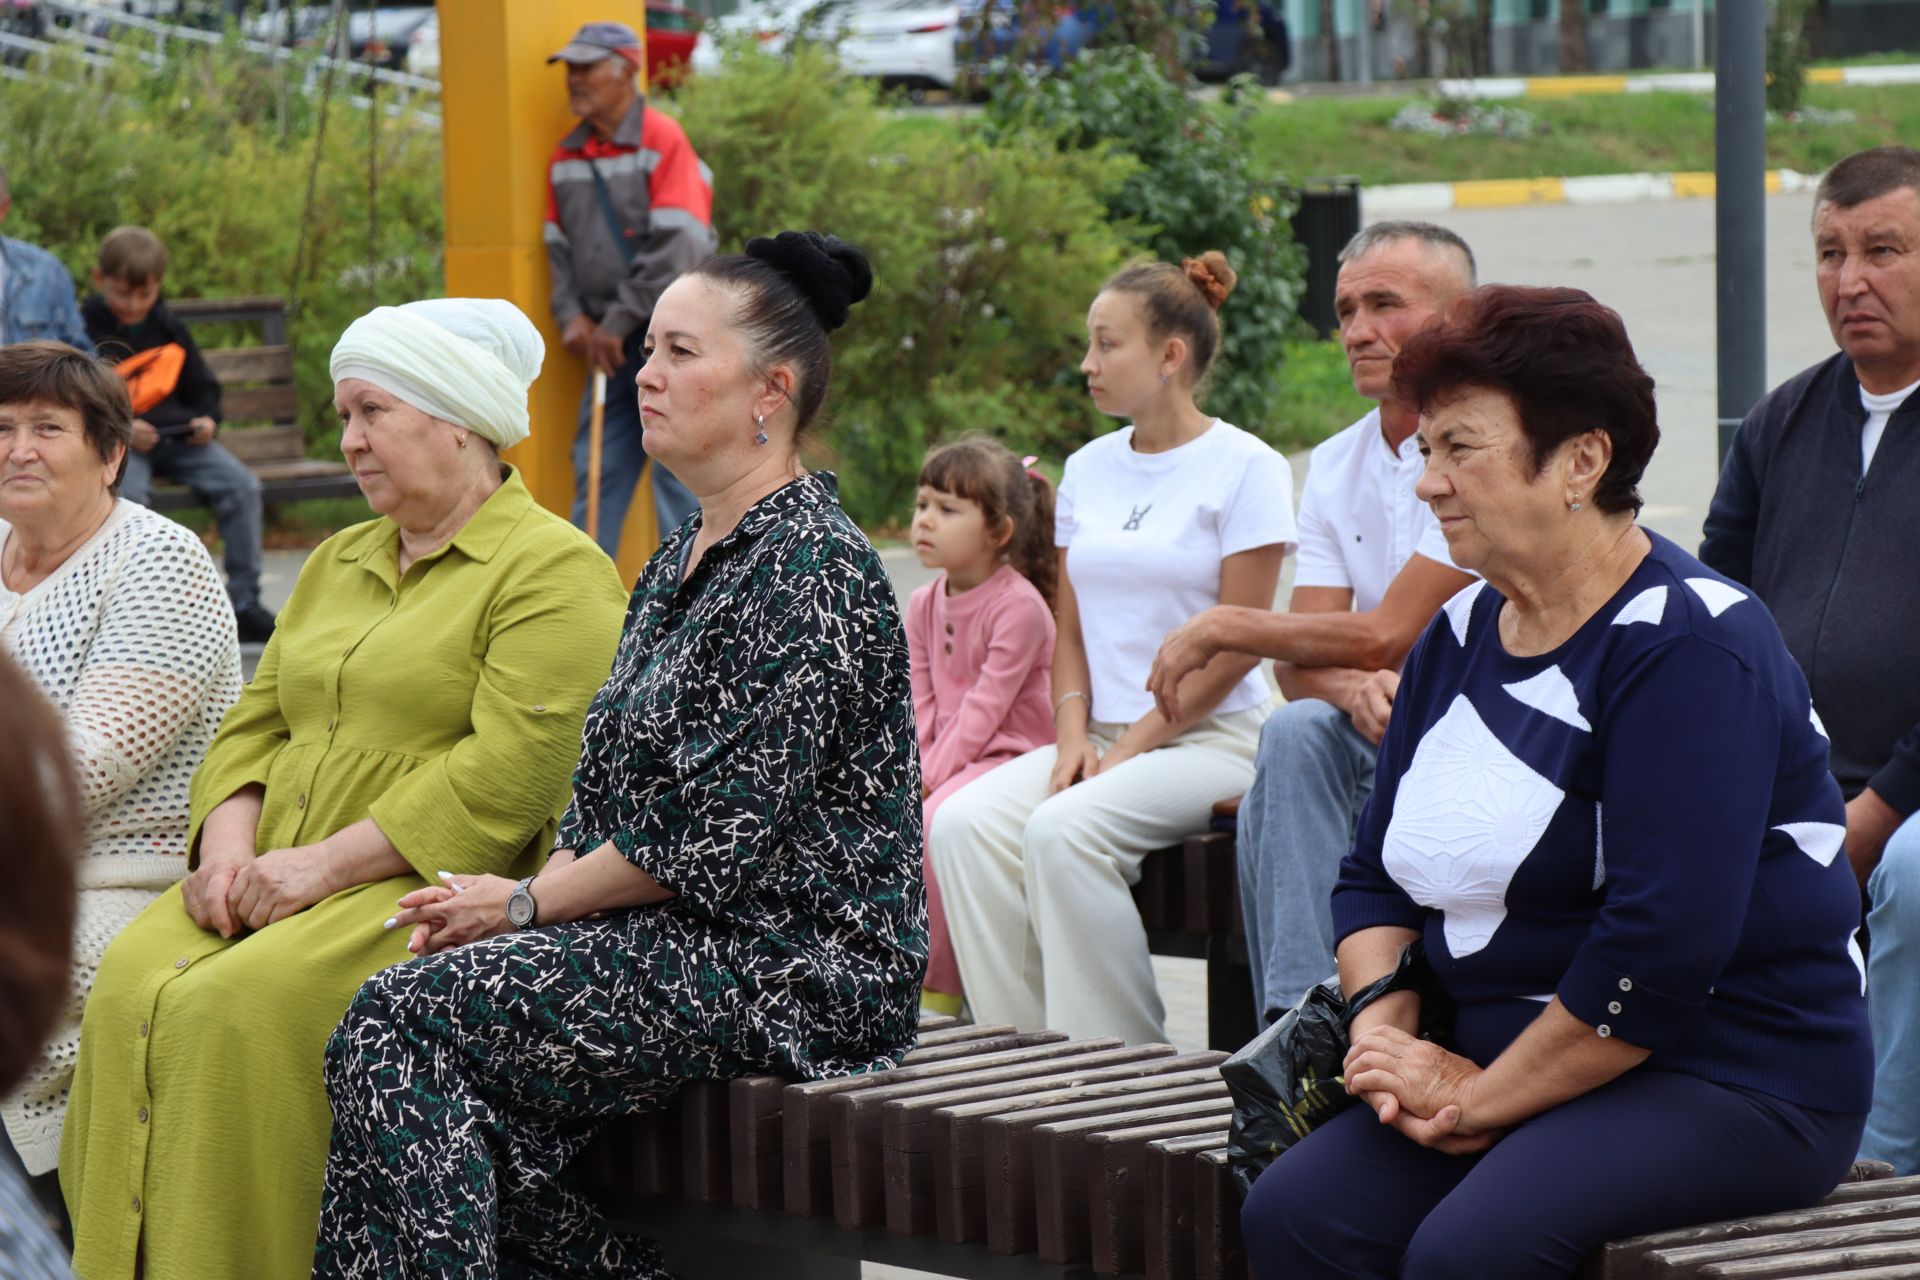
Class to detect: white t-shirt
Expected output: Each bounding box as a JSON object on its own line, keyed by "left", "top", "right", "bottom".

{"left": 1056, "top": 420, "right": 1297, "bottom": 723}
{"left": 1293, "top": 408, "right": 1461, "bottom": 614}
{"left": 1860, "top": 377, "right": 1918, "bottom": 473}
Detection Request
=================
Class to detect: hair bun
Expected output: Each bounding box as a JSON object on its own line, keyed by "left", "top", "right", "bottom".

{"left": 1182, "top": 252, "right": 1237, "bottom": 312}
{"left": 744, "top": 231, "right": 873, "bottom": 331}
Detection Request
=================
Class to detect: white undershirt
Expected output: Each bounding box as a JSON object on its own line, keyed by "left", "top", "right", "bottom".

{"left": 1860, "top": 377, "right": 1919, "bottom": 473}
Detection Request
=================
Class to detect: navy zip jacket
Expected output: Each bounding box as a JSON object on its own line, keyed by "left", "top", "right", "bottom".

{"left": 1700, "top": 352, "right": 1920, "bottom": 818}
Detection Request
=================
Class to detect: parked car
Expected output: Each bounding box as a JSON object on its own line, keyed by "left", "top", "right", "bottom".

{"left": 408, "top": 1, "right": 701, "bottom": 86}
{"left": 242, "top": 3, "right": 432, "bottom": 68}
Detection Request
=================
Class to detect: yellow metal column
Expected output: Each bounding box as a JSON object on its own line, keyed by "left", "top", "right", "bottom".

{"left": 437, "top": 0, "right": 658, "bottom": 581}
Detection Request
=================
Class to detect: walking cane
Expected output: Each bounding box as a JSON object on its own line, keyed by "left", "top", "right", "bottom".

{"left": 585, "top": 368, "right": 608, "bottom": 544}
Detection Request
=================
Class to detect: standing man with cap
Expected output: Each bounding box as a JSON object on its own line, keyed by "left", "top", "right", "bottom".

{"left": 545, "top": 20, "right": 715, "bottom": 553}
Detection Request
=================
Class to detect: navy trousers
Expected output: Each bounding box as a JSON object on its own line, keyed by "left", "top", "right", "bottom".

{"left": 1240, "top": 1070, "right": 1863, "bottom": 1280}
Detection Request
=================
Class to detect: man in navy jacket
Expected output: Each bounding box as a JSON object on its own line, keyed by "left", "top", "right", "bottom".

{"left": 1700, "top": 144, "right": 1920, "bottom": 1173}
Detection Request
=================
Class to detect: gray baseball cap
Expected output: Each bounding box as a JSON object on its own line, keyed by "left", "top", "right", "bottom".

{"left": 546, "top": 21, "right": 643, "bottom": 65}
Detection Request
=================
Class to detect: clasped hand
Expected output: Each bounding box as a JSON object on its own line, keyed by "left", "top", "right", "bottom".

{"left": 386, "top": 873, "right": 517, "bottom": 957}
{"left": 1343, "top": 1025, "right": 1502, "bottom": 1155}
{"left": 182, "top": 844, "right": 338, "bottom": 938}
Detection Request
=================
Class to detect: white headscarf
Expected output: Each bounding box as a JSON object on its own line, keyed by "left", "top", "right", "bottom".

{"left": 329, "top": 298, "right": 546, "bottom": 450}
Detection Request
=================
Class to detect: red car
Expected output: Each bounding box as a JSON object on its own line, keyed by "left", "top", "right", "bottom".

{"left": 406, "top": 2, "right": 704, "bottom": 86}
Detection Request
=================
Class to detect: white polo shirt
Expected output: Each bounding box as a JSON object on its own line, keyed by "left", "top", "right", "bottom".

{"left": 1057, "top": 420, "right": 1297, "bottom": 724}
{"left": 1293, "top": 408, "right": 1461, "bottom": 614}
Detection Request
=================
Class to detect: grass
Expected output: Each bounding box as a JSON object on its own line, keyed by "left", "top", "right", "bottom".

{"left": 1240, "top": 83, "right": 1920, "bottom": 185}
{"left": 1269, "top": 338, "right": 1370, "bottom": 454}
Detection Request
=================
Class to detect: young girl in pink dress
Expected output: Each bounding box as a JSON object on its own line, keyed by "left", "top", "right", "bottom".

{"left": 907, "top": 438, "right": 1058, "bottom": 1015}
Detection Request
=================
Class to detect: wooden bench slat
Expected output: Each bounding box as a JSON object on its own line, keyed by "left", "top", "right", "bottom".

{"left": 782, "top": 1032, "right": 1068, "bottom": 1220}
{"left": 876, "top": 1043, "right": 1186, "bottom": 1237}
{"left": 679, "top": 1080, "right": 731, "bottom": 1204}
{"left": 1697, "top": 1238, "right": 1920, "bottom": 1278}
{"left": 221, "top": 385, "right": 301, "bottom": 424}
{"left": 831, "top": 1037, "right": 1134, "bottom": 1230}
{"left": 727, "top": 1075, "right": 790, "bottom": 1212}
{"left": 218, "top": 424, "right": 307, "bottom": 463}
{"left": 932, "top": 1055, "right": 1226, "bottom": 1247}
{"left": 1595, "top": 1190, "right": 1920, "bottom": 1278}
{"left": 1193, "top": 1147, "right": 1247, "bottom": 1280}
{"left": 1181, "top": 832, "right": 1239, "bottom": 935}
{"left": 203, "top": 344, "right": 294, "bottom": 383}
{"left": 1087, "top": 1117, "right": 1233, "bottom": 1274}
{"left": 1644, "top": 1215, "right": 1920, "bottom": 1278}
{"left": 983, "top": 1081, "right": 1231, "bottom": 1258}
{"left": 1144, "top": 1135, "right": 1225, "bottom": 1280}
{"left": 1034, "top": 1099, "right": 1235, "bottom": 1266}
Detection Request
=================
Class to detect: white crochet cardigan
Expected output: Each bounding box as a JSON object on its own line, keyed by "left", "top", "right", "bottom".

{"left": 0, "top": 500, "right": 241, "bottom": 1172}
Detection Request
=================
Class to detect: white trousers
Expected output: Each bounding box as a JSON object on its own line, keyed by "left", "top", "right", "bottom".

{"left": 929, "top": 704, "right": 1268, "bottom": 1046}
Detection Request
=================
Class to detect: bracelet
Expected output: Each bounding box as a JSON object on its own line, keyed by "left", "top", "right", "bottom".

{"left": 1053, "top": 690, "right": 1089, "bottom": 715}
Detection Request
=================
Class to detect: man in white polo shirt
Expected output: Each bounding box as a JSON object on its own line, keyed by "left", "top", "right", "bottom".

{"left": 1147, "top": 222, "right": 1477, "bottom": 1025}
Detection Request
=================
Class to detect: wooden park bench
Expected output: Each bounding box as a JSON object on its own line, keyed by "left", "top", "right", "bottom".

{"left": 146, "top": 296, "right": 360, "bottom": 512}
{"left": 582, "top": 1014, "right": 1909, "bottom": 1280}
{"left": 1135, "top": 797, "right": 1253, "bottom": 1054}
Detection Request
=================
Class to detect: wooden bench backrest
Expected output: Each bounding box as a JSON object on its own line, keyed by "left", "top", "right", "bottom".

{"left": 171, "top": 296, "right": 302, "bottom": 462}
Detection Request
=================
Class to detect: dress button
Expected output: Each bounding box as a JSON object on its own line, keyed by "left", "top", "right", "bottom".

{"left": 137, "top": 1107, "right": 149, "bottom": 1124}
{"left": 1597, "top": 1025, "right": 1613, "bottom": 1038}
{"left": 1607, "top": 1001, "right": 1622, "bottom": 1015}
{"left": 327, "top": 717, "right": 336, "bottom": 732}
{"left": 945, "top": 623, "right": 954, "bottom": 635}
{"left": 173, "top": 957, "right": 189, "bottom": 970}
{"left": 1618, "top": 978, "right": 1633, "bottom": 992}
{"left": 944, "top": 642, "right": 952, "bottom": 654}
{"left": 533, "top": 704, "right": 546, "bottom": 713}
{"left": 137, "top": 1021, "right": 149, "bottom": 1037}
{"left": 297, "top": 793, "right": 307, "bottom": 809}
{"left": 131, "top": 1195, "right": 143, "bottom": 1214}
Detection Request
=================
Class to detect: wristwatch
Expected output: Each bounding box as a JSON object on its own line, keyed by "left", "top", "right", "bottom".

{"left": 506, "top": 875, "right": 540, "bottom": 929}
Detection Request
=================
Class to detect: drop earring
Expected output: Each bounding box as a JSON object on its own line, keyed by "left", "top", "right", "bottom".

{"left": 1568, "top": 498, "right": 1582, "bottom": 512}
{"left": 754, "top": 412, "right": 769, "bottom": 447}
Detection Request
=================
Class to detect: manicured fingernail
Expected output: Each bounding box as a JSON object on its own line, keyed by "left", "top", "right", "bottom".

{"left": 437, "top": 870, "right": 455, "bottom": 881}
{"left": 382, "top": 917, "right": 397, "bottom": 930}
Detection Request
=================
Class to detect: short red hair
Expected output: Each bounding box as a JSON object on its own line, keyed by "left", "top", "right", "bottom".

{"left": 1391, "top": 284, "right": 1659, "bottom": 515}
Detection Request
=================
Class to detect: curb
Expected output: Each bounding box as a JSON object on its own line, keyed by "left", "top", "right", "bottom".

{"left": 1364, "top": 167, "right": 1819, "bottom": 214}
{"left": 1433, "top": 62, "right": 1920, "bottom": 100}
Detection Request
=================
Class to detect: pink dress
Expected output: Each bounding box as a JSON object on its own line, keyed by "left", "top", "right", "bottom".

{"left": 906, "top": 563, "right": 1056, "bottom": 996}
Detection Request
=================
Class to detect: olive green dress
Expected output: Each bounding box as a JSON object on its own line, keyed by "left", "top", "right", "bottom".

{"left": 59, "top": 468, "right": 627, "bottom": 1280}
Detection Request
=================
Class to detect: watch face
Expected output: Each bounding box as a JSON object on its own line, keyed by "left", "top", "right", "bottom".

{"left": 508, "top": 892, "right": 533, "bottom": 928}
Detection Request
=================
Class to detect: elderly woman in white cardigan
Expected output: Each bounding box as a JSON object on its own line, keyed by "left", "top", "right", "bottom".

{"left": 0, "top": 341, "right": 240, "bottom": 1219}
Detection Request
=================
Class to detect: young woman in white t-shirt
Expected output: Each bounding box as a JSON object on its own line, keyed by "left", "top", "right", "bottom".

{"left": 929, "top": 252, "right": 1297, "bottom": 1045}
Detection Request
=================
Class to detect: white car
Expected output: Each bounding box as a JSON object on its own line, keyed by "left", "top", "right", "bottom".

{"left": 693, "top": 0, "right": 974, "bottom": 98}
{"left": 405, "top": 11, "right": 437, "bottom": 77}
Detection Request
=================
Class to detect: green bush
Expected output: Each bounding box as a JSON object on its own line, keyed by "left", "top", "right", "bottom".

{"left": 1767, "top": 0, "right": 1813, "bottom": 116}
{"left": 666, "top": 42, "right": 1135, "bottom": 528}
{"left": 982, "top": 46, "right": 1307, "bottom": 447}
{"left": 0, "top": 36, "right": 443, "bottom": 458}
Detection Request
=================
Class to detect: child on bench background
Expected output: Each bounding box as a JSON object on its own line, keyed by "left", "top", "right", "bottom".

{"left": 82, "top": 226, "right": 276, "bottom": 642}
{"left": 906, "top": 437, "right": 1058, "bottom": 1016}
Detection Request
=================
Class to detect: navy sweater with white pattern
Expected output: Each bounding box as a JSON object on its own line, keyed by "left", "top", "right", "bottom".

{"left": 1332, "top": 531, "right": 1873, "bottom": 1114}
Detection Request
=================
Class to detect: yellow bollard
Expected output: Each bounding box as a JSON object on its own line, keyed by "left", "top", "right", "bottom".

{"left": 437, "top": 0, "right": 659, "bottom": 582}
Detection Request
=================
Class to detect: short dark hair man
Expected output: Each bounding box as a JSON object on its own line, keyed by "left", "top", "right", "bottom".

{"left": 1147, "top": 221, "right": 1478, "bottom": 1023}
{"left": 545, "top": 21, "right": 715, "bottom": 554}
{"left": 1701, "top": 144, "right": 1920, "bottom": 1174}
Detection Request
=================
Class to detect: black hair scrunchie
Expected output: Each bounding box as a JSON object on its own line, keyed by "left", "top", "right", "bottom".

{"left": 743, "top": 231, "right": 873, "bottom": 332}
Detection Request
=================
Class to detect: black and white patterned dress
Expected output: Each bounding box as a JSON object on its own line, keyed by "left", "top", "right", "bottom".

{"left": 313, "top": 472, "right": 927, "bottom": 1279}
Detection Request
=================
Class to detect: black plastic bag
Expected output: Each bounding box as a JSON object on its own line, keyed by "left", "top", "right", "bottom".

{"left": 1221, "top": 941, "right": 1452, "bottom": 1199}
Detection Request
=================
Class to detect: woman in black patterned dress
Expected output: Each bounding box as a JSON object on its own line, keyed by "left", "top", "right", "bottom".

{"left": 311, "top": 232, "right": 927, "bottom": 1279}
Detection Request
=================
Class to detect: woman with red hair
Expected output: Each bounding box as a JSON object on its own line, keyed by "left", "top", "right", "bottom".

{"left": 1241, "top": 286, "right": 1871, "bottom": 1278}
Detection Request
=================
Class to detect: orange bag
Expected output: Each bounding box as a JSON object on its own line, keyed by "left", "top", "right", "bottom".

{"left": 115, "top": 344, "right": 187, "bottom": 414}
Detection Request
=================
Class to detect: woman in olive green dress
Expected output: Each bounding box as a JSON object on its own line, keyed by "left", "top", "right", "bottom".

{"left": 59, "top": 298, "right": 629, "bottom": 1280}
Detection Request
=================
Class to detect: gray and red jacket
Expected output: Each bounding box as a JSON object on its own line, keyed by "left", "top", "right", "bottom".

{"left": 544, "top": 97, "right": 715, "bottom": 340}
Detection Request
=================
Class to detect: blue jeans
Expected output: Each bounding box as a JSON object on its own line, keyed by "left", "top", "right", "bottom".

{"left": 1861, "top": 810, "right": 1920, "bottom": 1172}
{"left": 569, "top": 333, "right": 697, "bottom": 557}
{"left": 119, "top": 438, "right": 263, "bottom": 611}
{"left": 1237, "top": 698, "right": 1378, "bottom": 1025}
